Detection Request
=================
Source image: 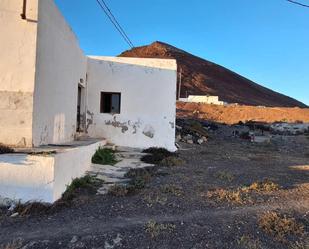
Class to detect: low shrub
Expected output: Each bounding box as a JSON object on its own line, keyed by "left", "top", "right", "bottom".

{"left": 206, "top": 188, "right": 245, "bottom": 204}
{"left": 142, "top": 147, "right": 177, "bottom": 164}
{"left": 13, "top": 202, "right": 51, "bottom": 216}
{"left": 205, "top": 180, "right": 280, "bottom": 205}
{"left": 237, "top": 235, "right": 262, "bottom": 249}
{"left": 258, "top": 211, "right": 305, "bottom": 242}
{"left": 239, "top": 131, "right": 251, "bottom": 140}
{"left": 0, "top": 144, "right": 14, "bottom": 154}
{"left": 62, "top": 175, "right": 100, "bottom": 201}
{"left": 108, "top": 167, "right": 156, "bottom": 197}
{"left": 108, "top": 185, "right": 129, "bottom": 197}
{"left": 92, "top": 147, "right": 118, "bottom": 165}
{"left": 215, "top": 171, "right": 234, "bottom": 182}
{"left": 160, "top": 184, "right": 183, "bottom": 196}
{"left": 185, "top": 120, "right": 209, "bottom": 137}
{"left": 243, "top": 180, "right": 280, "bottom": 193}
{"left": 160, "top": 156, "right": 184, "bottom": 167}
{"left": 126, "top": 168, "right": 153, "bottom": 192}
{"left": 145, "top": 220, "right": 176, "bottom": 238}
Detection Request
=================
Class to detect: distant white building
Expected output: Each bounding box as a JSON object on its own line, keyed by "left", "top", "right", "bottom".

{"left": 179, "top": 95, "right": 224, "bottom": 105}
{"left": 0, "top": 0, "right": 177, "bottom": 203}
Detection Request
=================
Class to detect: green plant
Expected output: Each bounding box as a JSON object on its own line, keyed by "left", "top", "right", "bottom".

{"left": 0, "top": 144, "right": 14, "bottom": 154}
{"left": 130, "top": 175, "right": 149, "bottom": 190}
{"left": 92, "top": 147, "right": 118, "bottom": 165}
{"left": 62, "top": 175, "right": 100, "bottom": 201}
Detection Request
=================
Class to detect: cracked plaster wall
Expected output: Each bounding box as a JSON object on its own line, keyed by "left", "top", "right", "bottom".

{"left": 86, "top": 57, "right": 177, "bottom": 151}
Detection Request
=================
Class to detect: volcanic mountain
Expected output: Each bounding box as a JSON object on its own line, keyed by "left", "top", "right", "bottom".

{"left": 120, "top": 41, "right": 306, "bottom": 108}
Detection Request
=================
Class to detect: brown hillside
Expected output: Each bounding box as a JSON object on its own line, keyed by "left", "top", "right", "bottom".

{"left": 177, "top": 102, "right": 309, "bottom": 125}
{"left": 120, "top": 41, "right": 307, "bottom": 108}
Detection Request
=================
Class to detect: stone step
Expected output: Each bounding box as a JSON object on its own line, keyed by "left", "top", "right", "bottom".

{"left": 88, "top": 148, "right": 155, "bottom": 195}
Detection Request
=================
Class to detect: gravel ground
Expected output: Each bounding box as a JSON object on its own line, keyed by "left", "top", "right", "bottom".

{"left": 0, "top": 126, "right": 308, "bottom": 249}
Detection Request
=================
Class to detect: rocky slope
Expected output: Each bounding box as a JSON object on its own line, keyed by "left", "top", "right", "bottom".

{"left": 120, "top": 41, "right": 307, "bottom": 108}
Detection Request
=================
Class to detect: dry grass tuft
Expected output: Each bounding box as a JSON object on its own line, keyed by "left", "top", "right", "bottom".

{"left": 0, "top": 144, "right": 14, "bottom": 154}
{"left": 125, "top": 168, "right": 152, "bottom": 190}
{"left": 185, "top": 120, "right": 209, "bottom": 137}
{"left": 205, "top": 180, "right": 280, "bottom": 204}
{"left": 243, "top": 180, "right": 280, "bottom": 193}
{"left": 143, "top": 194, "right": 168, "bottom": 207}
{"left": 289, "top": 239, "right": 309, "bottom": 249}
{"left": 160, "top": 156, "right": 184, "bottom": 167}
{"left": 108, "top": 185, "right": 129, "bottom": 197}
{"left": 160, "top": 184, "right": 184, "bottom": 196}
{"left": 215, "top": 171, "right": 234, "bottom": 182}
{"left": 237, "top": 235, "right": 262, "bottom": 249}
{"left": 13, "top": 202, "right": 51, "bottom": 217}
{"left": 145, "top": 220, "right": 176, "bottom": 238}
{"left": 0, "top": 238, "right": 23, "bottom": 249}
{"left": 258, "top": 211, "right": 305, "bottom": 242}
{"left": 205, "top": 188, "right": 245, "bottom": 204}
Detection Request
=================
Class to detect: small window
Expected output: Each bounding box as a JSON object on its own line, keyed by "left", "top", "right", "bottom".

{"left": 100, "top": 92, "right": 121, "bottom": 114}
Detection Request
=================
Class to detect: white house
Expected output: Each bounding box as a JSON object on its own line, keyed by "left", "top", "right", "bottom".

{"left": 0, "top": 0, "right": 177, "bottom": 203}
{"left": 179, "top": 95, "right": 224, "bottom": 105}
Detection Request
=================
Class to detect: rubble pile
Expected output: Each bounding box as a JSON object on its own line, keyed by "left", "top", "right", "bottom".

{"left": 175, "top": 119, "right": 217, "bottom": 145}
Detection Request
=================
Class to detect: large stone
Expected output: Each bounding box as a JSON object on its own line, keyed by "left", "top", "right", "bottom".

{"left": 186, "top": 139, "right": 194, "bottom": 144}
{"left": 197, "top": 138, "right": 204, "bottom": 145}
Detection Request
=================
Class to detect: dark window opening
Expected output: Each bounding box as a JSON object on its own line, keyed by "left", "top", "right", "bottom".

{"left": 100, "top": 92, "right": 121, "bottom": 114}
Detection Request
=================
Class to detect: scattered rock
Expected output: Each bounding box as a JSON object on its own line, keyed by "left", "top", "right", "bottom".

{"left": 187, "top": 139, "right": 194, "bottom": 144}
{"left": 70, "top": 236, "right": 78, "bottom": 244}
{"left": 175, "top": 119, "right": 210, "bottom": 145}
{"left": 10, "top": 212, "right": 19, "bottom": 218}
{"left": 197, "top": 138, "right": 204, "bottom": 144}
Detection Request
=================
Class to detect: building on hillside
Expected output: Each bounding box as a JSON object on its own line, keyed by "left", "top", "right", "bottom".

{"left": 179, "top": 95, "right": 224, "bottom": 105}
{"left": 0, "top": 0, "right": 177, "bottom": 203}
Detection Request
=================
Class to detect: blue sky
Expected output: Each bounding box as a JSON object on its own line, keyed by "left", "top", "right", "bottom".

{"left": 55, "top": 0, "right": 309, "bottom": 105}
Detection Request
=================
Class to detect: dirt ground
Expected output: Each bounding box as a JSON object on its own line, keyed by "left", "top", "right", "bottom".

{"left": 177, "top": 102, "right": 309, "bottom": 124}
{"left": 0, "top": 124, "right": 309, "bottom": 249}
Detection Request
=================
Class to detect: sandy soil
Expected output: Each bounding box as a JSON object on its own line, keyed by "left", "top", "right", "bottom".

{"left": 177, "top": 102, "right": 309, "bottom": 124}
{"left": 0, "top": 124, "right": 308, "bottom": 249}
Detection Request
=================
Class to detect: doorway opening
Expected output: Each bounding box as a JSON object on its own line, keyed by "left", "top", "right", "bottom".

{"left": 76, "top": 84, "right": 86, "bottom": 132}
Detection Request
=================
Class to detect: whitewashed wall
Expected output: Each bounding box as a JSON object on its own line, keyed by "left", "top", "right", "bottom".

{"left": 0, "top": 0, "right": 38, "bottom": 147}
{"left": 32, "top": 0, "right": 87, "bottom": 146}
{"left": 187, "top": 95, "right": 224, "bottom": 105}
{"left": 87, "top": 57, "right": 177, "bottom": 151}
{"left": 0, "top": 139, "right": 106, "bottom": 203}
